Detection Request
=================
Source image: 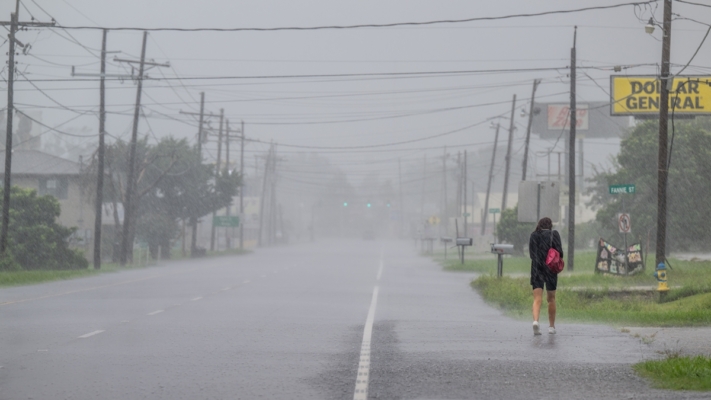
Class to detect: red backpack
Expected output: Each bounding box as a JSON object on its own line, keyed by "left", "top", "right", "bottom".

{"left": 545, "top": 230, "right": 565, "bottom": 274}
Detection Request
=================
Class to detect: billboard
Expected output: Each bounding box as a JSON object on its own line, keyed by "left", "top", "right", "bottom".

{"left": 610, "top": 75, "right": 711, "bottom": 116}
{"left": 531, "top": 102, "right": 630, "bottom": 139}
{"left": 547, "top": 104, "right": 588, "bottom": 130}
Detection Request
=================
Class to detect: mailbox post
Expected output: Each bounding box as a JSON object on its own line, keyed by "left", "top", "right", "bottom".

{"left": 440, "top": 237, "right": 453, "bottom": 260}
{"left": 491, "top": 243, "right": 514, "bottom": 278}
{"left": 456, "top": 237, "right": 473, "bottom": 264}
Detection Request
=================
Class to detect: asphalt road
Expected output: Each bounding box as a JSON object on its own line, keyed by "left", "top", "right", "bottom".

{"left": 0, "top": 239, "right": 706, "bottom": 399}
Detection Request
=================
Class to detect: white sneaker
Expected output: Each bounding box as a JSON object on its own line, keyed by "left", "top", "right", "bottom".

{"left": 549, "top": 327, "right": 556, "bottom": 335}
{"left": 533, "top": 321, "right": 541, "bottom": 335}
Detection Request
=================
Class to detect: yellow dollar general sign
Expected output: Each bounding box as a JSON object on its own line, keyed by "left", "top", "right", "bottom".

{"left": 610, "top": 75, "right": 711, "bottom": 116}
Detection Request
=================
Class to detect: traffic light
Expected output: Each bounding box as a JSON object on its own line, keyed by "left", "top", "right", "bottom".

{"left": 386, "top": 200, "right": 391, "bottom": 207}
{"left": 367, "top": 201, "right": 372, "bottom": 208}
{"left": 343, "top": 201, "right": 348, "bottom": 207}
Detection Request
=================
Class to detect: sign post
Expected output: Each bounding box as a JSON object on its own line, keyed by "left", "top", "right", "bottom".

{"left": 610, "top": 184, "right": 635, "bottom": 271}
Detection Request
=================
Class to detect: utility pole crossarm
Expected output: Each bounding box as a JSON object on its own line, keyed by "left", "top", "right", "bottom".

{"left": 113, "top": 57, "right": 170, "bottom": 68}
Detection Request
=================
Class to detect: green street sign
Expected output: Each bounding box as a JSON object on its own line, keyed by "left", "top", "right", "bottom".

{"left": 609, "top": 184, "right": 636, "bottom": 195}
{"left": 213, "top": 215, "right": 240, "bottom": 227}
{"left": 489, "top": 208, "right": 501, "bottom": 214}
{"left": 463, "top": 212, "right": 471, "bottom": 217}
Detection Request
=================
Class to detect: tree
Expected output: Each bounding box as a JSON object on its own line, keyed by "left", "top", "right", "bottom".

{"left": 85, "top": 136, "right": 241, "bottom": 261}
{"left": 588, "top": 117, "right": 711, "bottom": 251}
{"left": 496, "top": 206, "right": 535, "bottom": 254}
{"left": 0, "top": 187, "right": 88, "bottom": 270}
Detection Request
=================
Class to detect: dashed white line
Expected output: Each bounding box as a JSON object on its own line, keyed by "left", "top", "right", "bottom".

{"left": 191, "top": 296, "right": 203, "bottom": 301}
{"left": 220, "top": 287, "right": 231, "bottom": 291}
{"left": 377, "top": 260, "right": 384, "bottom": 281}
{"left": 353, "top": 286, "right": 380, "bottom": 400}
{"left": 78, "top": 330, "right": 105, "bottom": 339}
{"left": 260, "top": 275, "right": 266, "bottom": 278}
{"left": 147, "top": 310, "right": 164, "bottom": 316}
{"left": 243, "top": 280, "right": 250, "bottom": 284}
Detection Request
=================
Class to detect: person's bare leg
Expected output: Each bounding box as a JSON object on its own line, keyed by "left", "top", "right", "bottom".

{"left": 532, "top": 288, "right": 543, "bottom": 322}
{"left": 547, "top": 290, "right": 556, "bottom": 328}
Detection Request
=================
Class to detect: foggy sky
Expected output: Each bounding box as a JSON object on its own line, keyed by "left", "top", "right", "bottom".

{"left": 2, "top": 0, "right": 710, "bottom": 188}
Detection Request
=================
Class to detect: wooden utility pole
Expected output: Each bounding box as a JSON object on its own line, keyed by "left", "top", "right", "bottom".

{"left": 482, "top": 123, "right": 500, "bottom": 236}
{"left": 1, "top": 3, "right": 55, "bottom": 255}
{"left": 522, "top": 79, "right": 540, "bottom": 181}
{"left": 257, "top": 146, "right": 271, "bottom": 247}
{"left": 210, "top": 109, "right": 224, "bottom": 251}
{"left": 501, "top": 94, "right": 517, "bottom": 212}
{"left": 463, "top": 150, "right": 467, "bottom": 236}
{"left": 116, "top": 32, "right": 169, "bottom": 265}
{"left": 225, "top": 120, "right": 231, "bottom": 250}
{"left": 441, "top": 147, "right": 448, "bottom": 235}
{"left": 420, "top": 155, "right": 426, "bottom": 223}
{"left": 93, "top": 29, "right": 108, "bottom": 269}
{"left": 190, "top": 93, "right": 205, "bottom": 256}
{"left": 398, "top": 158, "right": 403, "bottom": 238}
{"left": 239, "top": 121, "right": 245, "bottom": 250}
{"left": 119, "top": 31, "right": 148, "bottom": 266}
{"left": 568, "top": 26, "right": 578, "bottom": 272}
{"left": 656, "top": 0, "right": 672, "bottom": 267}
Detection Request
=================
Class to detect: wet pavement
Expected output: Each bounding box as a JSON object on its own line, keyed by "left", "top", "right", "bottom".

{"left": 0, "top": 239, "right": 707, "bottom": 399}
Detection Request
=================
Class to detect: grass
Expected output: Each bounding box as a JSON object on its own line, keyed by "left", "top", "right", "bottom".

{"left": 0, "top": 247, "right": 251, "bottom": 288}
{"left": 634, "top": 356, "right": 711, "bottom": 391}
{"left": 438, "top": 249, "right": 711, "bottom": 324}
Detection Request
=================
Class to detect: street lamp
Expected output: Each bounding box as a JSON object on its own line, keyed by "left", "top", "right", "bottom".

{"left": 645, "top": 18, "right": 655, "bottom": 35}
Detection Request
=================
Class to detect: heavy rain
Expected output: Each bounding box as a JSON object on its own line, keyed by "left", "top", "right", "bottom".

{"left": 1, "top": 1, "right": 711, "bottom": 398}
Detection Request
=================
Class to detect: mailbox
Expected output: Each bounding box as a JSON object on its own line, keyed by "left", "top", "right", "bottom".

{"left": 440, "top": 237, "right": 453, "bottom": 244}
{"left": 491, "top": 243, "right": 514, "bottom": 255}
{"left": 456, "top": 237, "right": 473, "bottom": 246}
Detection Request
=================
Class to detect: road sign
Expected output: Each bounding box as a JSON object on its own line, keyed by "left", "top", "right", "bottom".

{"left": 488, "top": 208, "right": 500, "bottom": 214}
{"left": 462, "top": 213, "right": 471, "bottom": 217}
{"left": 428, "top": 216, "right": 441, "bottom": 225}
{"left": 617, "top": 213, "right": 631, "bottom": 234}
{"left": 609, "top": 184, "right": 636, "bottom": 194}
{"left": 213, "top": 215, "right": 240, "bottom": 227}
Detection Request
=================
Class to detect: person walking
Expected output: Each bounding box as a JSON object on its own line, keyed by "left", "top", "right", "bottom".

{"left": 529, "top": 217, "right": 563, "bottom": 335}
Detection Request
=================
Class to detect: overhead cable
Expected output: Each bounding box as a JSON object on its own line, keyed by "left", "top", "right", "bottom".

{"left": 45, "top": 2, "right": 658, "bottom": 32}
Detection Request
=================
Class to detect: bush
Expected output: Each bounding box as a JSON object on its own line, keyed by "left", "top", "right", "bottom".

{"left": 1, "top": 187, "right": 88, "bottom": 270}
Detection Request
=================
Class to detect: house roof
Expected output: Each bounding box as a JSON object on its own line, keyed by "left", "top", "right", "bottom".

{"left": 0, "top": 150, "right": 82, "bottom": 176}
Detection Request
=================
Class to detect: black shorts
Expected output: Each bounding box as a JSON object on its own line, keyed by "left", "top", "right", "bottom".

{"left": 531, "top": 265, "right": 557, "bottom": 291}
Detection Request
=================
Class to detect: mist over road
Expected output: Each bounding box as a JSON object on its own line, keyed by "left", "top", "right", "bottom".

{"left": 0, "top": 240, "right": 702, "bottom": 399}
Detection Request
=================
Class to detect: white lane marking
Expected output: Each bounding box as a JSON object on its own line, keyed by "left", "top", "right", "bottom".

{"left": 376, "top": 260, "right": 384, "bottom": 281}
{"left": 191, "top": 297, "right": 203, "bottom": 301}
{"left": 243, "top": 280, "right": 250, "bottom": 284}
{"left": 37, "top": 349, "right": 48, "bottom": 352}
{"left": 78, "top": 330, "right": 105, "bottom": 339}
{"left": 260, "top": 275, "right": 266, "bottom": 278}
{"left": 147, "top": 310, "right": 164, "bottom": 316}
{"left": 121, "top": 320, "right": 130, "bottom": 323}
{"left": 353, "top": 286, "right": 380, "bottom": 400}
{"left": 221, "top": 287, "right": 231, "bottom": 291}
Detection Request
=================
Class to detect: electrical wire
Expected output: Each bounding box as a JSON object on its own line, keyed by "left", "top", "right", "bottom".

{"left": 677, "top": 0, "right": 711, "bottom": 8}
{"left": 49, "top": 2, "right": 658, "bottom": 31}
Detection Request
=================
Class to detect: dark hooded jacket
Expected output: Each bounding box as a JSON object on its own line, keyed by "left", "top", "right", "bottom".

{"left": 529, "top": 229, "right": 564, "bottom": 282}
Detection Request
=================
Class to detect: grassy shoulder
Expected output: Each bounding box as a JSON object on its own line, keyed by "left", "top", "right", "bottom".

{"left": 462, "top": 254, "right": 711, "bottom": 327}
{"left": 634, "top": 356, "right": 711, "bottom": 391}
{"left": 0, "top": 247, "right": 251, "bottom": 287}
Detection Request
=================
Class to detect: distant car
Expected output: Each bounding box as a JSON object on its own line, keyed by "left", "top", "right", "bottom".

{"left": 362, "top": 230, "right": 375, "bottom": 240}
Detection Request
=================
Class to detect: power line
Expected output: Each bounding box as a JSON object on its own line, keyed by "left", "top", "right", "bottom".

{"left": 43, "top": 2, "right": 658, "bottom": 32}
